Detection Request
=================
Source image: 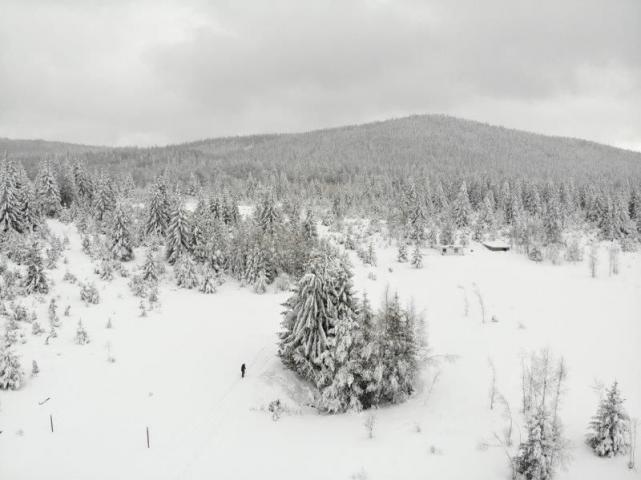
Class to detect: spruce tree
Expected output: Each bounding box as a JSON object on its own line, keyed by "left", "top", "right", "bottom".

{"left": 199, "top": 266, "right": 217, "bottom": 294}
{"left": 23, "top": 241, "right": 48, "bottom": 294}
{"left": 145, "top": 181, "right": 171, "bottom": 238}
{"left": 397, "top": 242, "right": 408, "bottom": 262}
{"left": 142, "top": 249, "right": 159, "bottom": 282}
{"left": 588, "top": 381, "right": 631, "bottom": 457}
{"left": 165, "top": 201, "right": 191, "bottom": 264}
{"left": 36, "top": 159, "right": 61, "bottom": 217}
{"left": 411, "top": 243, "right": 423, "bottom": 269}
{"left": 279, "top": 247, "right": 337, "bottom": 388}
{"left": 515, "top": 407, "right": 555, "bottom": 480}
{"left": 377, "top": 291, "right": 418, "bottom": 403}
{"left": 452, "top": 181, "right": 471, "bottom": 228}
{"left": 0, "top": 161, "right": 24, "bottom": 233}
{"left": 93, "top": 172, "right": 116, "bottom": 222}
{"left": 0, "top": 347, "right": 23, "bottom": 390}
{"left": 302, "top": 208, "right": 318, "bottom": 242}
{"left": 109, "top": 203, "right": 134, "bottom": 261}
{"left": 174, "top": 255, "right": 198, "bottom": 289}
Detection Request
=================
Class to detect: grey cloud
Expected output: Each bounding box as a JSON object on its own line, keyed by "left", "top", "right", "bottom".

{"left": 0, "top": 0, "right": 639, "bottom": 149}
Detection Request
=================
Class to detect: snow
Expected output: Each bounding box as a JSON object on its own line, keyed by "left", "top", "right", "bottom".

{"left": 1, "top": 221, "right": 639, "bottom": 480}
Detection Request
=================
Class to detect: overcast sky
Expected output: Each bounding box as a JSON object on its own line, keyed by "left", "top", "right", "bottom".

{"left": 0, "top": 0, "right": 639, "bottom": 150}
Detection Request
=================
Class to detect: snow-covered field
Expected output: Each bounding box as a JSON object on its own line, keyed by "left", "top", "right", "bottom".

{"left": 1, "top": 220, "right": 639, "bottom": 480}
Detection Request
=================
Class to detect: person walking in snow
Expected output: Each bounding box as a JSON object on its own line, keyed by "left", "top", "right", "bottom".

{"left": 241, "top": 363, "right": 246, "bottom": 378}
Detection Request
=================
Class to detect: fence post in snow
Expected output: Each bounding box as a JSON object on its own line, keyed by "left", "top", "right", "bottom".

{"left": 146, "top": 426, "right": 150, "bottom": 448}
{"left": 49, "top": 414, "right": 54, "bottom": 433}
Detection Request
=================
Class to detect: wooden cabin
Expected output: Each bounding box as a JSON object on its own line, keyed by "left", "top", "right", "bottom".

{"left": 482, "top": 240, "right": 510, "bottom": 252}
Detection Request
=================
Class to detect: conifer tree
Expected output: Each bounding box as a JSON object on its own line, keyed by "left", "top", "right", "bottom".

{"left": 109, "top": 203, "right": 134, "bottom": 261}
{"left": 377, "top": 291, "right": 418, "bottom": 403}
{"left": 174, "top": 255, "right": 198, "bottom": 289}
{"left": 142, "top": 249, "right": 159, "bottom": 282}
{"left": 0, "top": 347, "right": 23, "bottom": 390}
{"left": 452, "top": 181, "right": 471, "bottom": 228}
{"left": 23, "top": 241, "right": 48, "bottom": 294}
{"left": 199, "top": 266, "right": 217, "bottom": 294}
{"left": 36, "top": 159, "right": 61, "bottom": 217}
{"left": 302, "top": 208, "right": 318, "bottom": 242}
{"left": 93, "top": 172, "right": 116, "bottom": 222}
{"left": 279, "top": 247, "right": 337, "bottom": 387}
{"left": 397, "top": 242, "right": 408, "bottom": 262}
{"left": 0, "top": 160, "right": 24, "bottom": 233}
{"left": 588, "top": 381, "right": 631, "bottom": 457}
{"left": 165, "top": 201, "right": 191, "bottom": 264}
{"left": 515, "top": 407, "right": 555, "bottom": 480}
{"left": 145, "top": 180, "right": 171, "bottom": 238}
{"left": 254, "top": 269, "right": 268, "bottom": 294}
{"left": 411, "top": 243, "right": 423, "bottom": 269}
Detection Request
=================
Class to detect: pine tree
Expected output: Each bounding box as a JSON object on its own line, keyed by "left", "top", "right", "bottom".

{"left": 588, "top": 381, "right": 631, "bottom": 457}
{"left": 0, "top": 347, "right": 23, "bottom": 390}
{"left": 174, "top": 255, "right": 198, "bottom": 289}
{"left": 109, "top": 203, "right": 134, "bottom": 261}
{"left": 72, "top": 161, "right": 94, "bottom": 202}
{"left": 411, "top": 243, "right": 423, "bottom": 269}
{"left": 452, "top": 181, "right": 471, "bottom": 228}
{"left": 254, "top": 269, "right": 268, "bottom": 294}
{"left": 145, "top": 180, "right": 171, "bottom": 238}
{"left": 515, "top": 407, "right": 555, "bottom": 480}
{"left": 199, "top": 266, "right": 217, "bottom": 294}
{"left": 142, "top": 249, "right": 159, "bottom": 282}
{"left": 279, "top": 247, "right": 337, "bottom": 388}
{"left": 397, "top": 242, "right": 408, "bottom": 262}
{"left": 302, "top": 208, "right": 318, "bottom": 242}
{"left": 36, "top": 159, "right": 61, "bottom": 217}
{"left": 0, "top": 160, "right": 24, "bottom": 233}
{"left": 23, "top": 241, "right": 48, "bottom": 294}
{"left": 365, "top": 241, "right": 377, "bottom": 266}
{"left": 75, "top": 320, "right": 90, "bottom": 345}
{"left": 377, "top": 291, "right": 418, "bottom": 403}
{"left": 93, "top": 172, "right": 116, "bottom": 222}
{"left": 165, "top": 201, "right": 191, "bottom": 264}
{"left": 256, "top": 193, "right": 281, "bottom": 235}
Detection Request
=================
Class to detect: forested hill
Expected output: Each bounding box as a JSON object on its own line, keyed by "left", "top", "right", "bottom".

{"left": 2, "top": 115, "right": 641, "bottom": 186}
{"left": 183, "top": 115, "right": 641, "bottom": 177}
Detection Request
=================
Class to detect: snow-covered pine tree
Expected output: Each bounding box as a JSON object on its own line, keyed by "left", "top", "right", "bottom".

{"left": 165, "top": 200, "right": 191, "bottom": 264}
{"left": 75, "top": 320, "right": 90, "bottom": 345}
{"left": 23, "top": 241, "right": 48, "bottom": 294}
{"left": 0, "top": 160, "right": 25, "bottom": 233}
{"left": 142, "top": 249, "right": 159, "bottom": 282}
{"left": 199, "top": 266, "right": 217, "bottom": 294}
{"left": 302, "top": 208, "right": 318, "bottom": 242}
{"left": 588, "top": 381, "right": 631, "bottom": 457}
{"left": 377, "top": 291, "right": 418, "bottom": 404}
{"left": 318, "top": 254, "right": 373, "bottom": 413}
{"left": 411, "top": 243, "right": 423, "bottom": 269}
{"left": 145, "top": 180, "right": 171, "bottom": 238}
{"left": 174, "top": 254, "right": 198, "bottom": 289}
{"left": 109, "top": 202, "right": 134, "bottom": 261}
{"left": 279, "top": 247, "right": 337, "bottom": 388}
{"left": 515, "top": 407, "right": 555, "bottom": 480}
{"left": 364, "top": 241, "right": 377, "bottom": 266}
{"left": 256, "top": 192, "right": 281, "bottom": 235}
{"left": 93, "top": 172, "right": 116, "bottom": 222}
{"left": 72, "top": 160, "right": 94, "bottom": 203}
{"left": 397, "top": 241, "right": 408, "bottom": 262}
{"left": 452, "top": 181, "right": 471, "bottom": 228}
{"left": 36, "top": 159, "right": 61, "bottom": 217}
{"left": 440, "top": 221, "right": 455, "bottom": 245}
{"left": 0, "top": 347, "right": 23, "bottom": 390}
{"left": 253, "top": 268, "right": 267, "bottom": 294}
